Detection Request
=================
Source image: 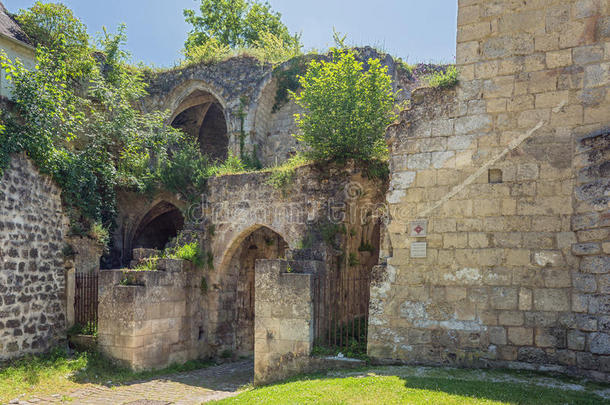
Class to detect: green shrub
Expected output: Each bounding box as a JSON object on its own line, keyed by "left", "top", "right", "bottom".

{"left": 265, "top": 154, "right": 308, "bottom": 195}
{"left": 212, "top": 152, "right": 245, "bottom": 175}
{"left": 133, "top": 258, "right": 158, "bottom": 271}
{"left": 292, "top": 49, "right": 397, "bottom": 162}
{"left": 172, "top": 242, "right": 206, "bottom": 268}
{"left": 424, "top": 65, "right": 458, "bottom": 88}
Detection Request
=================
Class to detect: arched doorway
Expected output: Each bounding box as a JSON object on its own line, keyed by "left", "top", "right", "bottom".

{"left": 222, "top": 226, "right": 288, "bottom": 356}
{"left": 170, "top": 90, "right": 228, "bottom": 162}
{"left": 132, "top": 202, "right": 184, "bottom": 250}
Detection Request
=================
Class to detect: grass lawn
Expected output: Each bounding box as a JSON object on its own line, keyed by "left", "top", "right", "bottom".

{"left": 0, "top": 347, "right": 211, "bottom": 403}
{"left": 212, "top": 366, "right": 610, "bottom": 405}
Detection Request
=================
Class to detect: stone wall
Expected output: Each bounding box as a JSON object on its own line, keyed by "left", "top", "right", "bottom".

{"left": 370, "top": 0, "right": 610, "bottom": 381}
{"left": 0, "top": 154, "right": 69, "bottom": 360}
{"left": 98, "top": 259, "right": 207, "bottom": 370}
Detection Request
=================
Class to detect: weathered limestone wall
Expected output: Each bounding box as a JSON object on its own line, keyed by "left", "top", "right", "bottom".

{"left": 201, "top": 163, "right": 385, "bottom": 357}
{"left": 251, "top": 76, "right": 303, "bottom": 165}
{"left": 98, "top": 259, "right": 207, "bottom": 370}
{"left": 0, "top": 154, "right": 69, "bottom": 360}
{"left": 254, "top": 259, "right": 314, "bottom": 385}
{"left": 370, "top": 0, "right": 610, "bottom": 380}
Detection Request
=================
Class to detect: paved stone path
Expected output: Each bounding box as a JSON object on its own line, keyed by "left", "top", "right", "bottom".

{"left": 10, "top": 360, "right": 253, "bottom": 405}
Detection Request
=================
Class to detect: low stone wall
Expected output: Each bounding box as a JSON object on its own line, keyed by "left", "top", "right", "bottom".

{"left": 98, "top": 259, "right": 208, "bottom": 370}
{"left": 0, "top": 154, "right": 69, "bottom": 360}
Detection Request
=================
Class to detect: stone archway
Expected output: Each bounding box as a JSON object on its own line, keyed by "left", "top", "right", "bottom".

{"left": 219, "top": 226, "right": 288, "bottom": 357}
{"left": 170, "top": 89, "right": 228, "bottom": 162}
{"left": 132, "top": 201, "right": 184, "bottom": 250}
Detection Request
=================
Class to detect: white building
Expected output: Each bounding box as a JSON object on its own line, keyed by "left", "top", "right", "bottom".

{"left": 0, "top": 1, "right": 35, "bottom": 99}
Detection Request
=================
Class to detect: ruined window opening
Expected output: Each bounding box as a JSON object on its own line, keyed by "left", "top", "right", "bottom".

{"left": 171, "top": 91, "right": 228, "bottom": 162}
{"left": 489, "top": 169, "right": 503, "bottom": 184}
{"left": 132, "top": 202, "right": 184, "bottom": 251}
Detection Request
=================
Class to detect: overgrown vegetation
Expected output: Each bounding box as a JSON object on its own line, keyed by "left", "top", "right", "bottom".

{"left": 265, "top": 154, "right": 309, "bottom": 194}
{"left": 272, "top": 56, "right": 308, "bottom": 112}
{"left": 0, "top": 347, "right": 211, "bottom": 403}
{"left": 0, "top": 2, "right": 211, "bottom": 239}
{"left": 423, "top": 64, "right": 458, "bottom": 88}
{"left": 292, "top": 48, "right": 397, "bottom": 162}
{"left": 166, "top": 241, "right": 207, "bottom": 268}
{"left": 182, "top": 0, "right": 301, "bottom": 66}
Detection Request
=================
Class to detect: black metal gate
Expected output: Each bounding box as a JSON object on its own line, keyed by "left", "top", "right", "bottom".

{"left": 313, "top": 269, "right": 371, "bottom": 356}
{"left": 74, "top": 273, "right": 98, "bottom": 335}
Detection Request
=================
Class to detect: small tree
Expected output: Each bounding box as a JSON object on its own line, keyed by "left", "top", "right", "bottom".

{"left": 183, "top": 0, "right": 298, "bottom": 52}
{"left": 292, "top": 49, "right": 397, "bottom": 162}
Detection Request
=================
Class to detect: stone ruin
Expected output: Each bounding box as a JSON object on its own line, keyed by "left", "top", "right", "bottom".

{"left": 0, "top": 0, "right": 609, "bottom": 384}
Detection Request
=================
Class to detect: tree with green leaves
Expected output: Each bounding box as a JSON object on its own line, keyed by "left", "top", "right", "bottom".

{"left": 292, "top": 49, "right": 397, "bottom": 162}
{"left": 183, "top": 0, "right": 298, "bottom": 53}
{"left": 0, "top": 3, "right": 209, "bottom": 243}
{"left": 15, "top": 1, "right": 93, "bottom": 79}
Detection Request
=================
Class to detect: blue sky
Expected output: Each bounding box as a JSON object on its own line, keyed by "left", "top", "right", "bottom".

{"left": 4, "top": 0, "right": 457, "bottom": 67}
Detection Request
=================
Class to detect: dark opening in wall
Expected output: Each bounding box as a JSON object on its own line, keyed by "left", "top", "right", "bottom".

{"left": 132, "top": 202, "right": 184, "bottom": 250}
{"left": 170, "top": 91, "right": 228, "bottom": 162}
{"left": 225, "top": 226, "right": 288, "bottom": 356}
{"left": 489, "top": 169, "right": 503, "bottom": 184}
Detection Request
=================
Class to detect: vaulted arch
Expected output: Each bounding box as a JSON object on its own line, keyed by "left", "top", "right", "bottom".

{"left": 170, "top": 88, "right": 229, "bottom": 162}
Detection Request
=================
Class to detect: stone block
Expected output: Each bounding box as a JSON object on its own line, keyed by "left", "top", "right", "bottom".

{"left": 580, "top": 256, "right": 610, "bottom": 274}
{"left": 589, "top": 333, "right": 610, "bottom": 355}
{"left": 499, "top": 311, "right": 524, "bottom": 326}
{"left": 533, "top": 289, "right": 570, "bottom": 311}
{"left": 546, "top": 50, "right": 572, "bottom": 69}
{"left": 490, "top": 287, "right": 519, "bottom": 310}
{"left": 508, "top": 327, "right": 534, "bottom": 346}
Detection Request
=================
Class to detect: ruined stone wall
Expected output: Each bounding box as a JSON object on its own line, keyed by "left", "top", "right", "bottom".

{"left": 98, "top": 259, "right": 207, "bottom": 370}
{"left": 201, "top": 163, "right": 386, "bottom": 357}
{"left": 0, "top": 154, "right": 69, "bottom": 360}
{"left": 144, "top": 49, "right": 413, "bottom": 168}
{"left": 252, "top": 76, "right": 303, "bottom": 166}
{"left": 370, "top": 0, "right": 610, "bottom": 381}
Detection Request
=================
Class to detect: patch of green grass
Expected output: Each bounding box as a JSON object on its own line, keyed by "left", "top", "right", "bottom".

{"left": 211, "top": 369, "right": 608, "bottom": 405}
{"left": 0, "top": 348, "right": 212, "bottom": 403}
{"left": 265, "top": 154, "right": 310, "bottom": 195}
{"left": 132, "top": 257, "right": 158, "bottom": 271}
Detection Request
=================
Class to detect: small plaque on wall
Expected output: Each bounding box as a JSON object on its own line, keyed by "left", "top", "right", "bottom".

{"left": 411, "top": 242, "right": 427, "bottom": 258}
{"left": 409, "top": 220, "right": 428, "bottom": 237}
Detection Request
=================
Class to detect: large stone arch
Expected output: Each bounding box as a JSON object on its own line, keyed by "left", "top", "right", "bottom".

{"left": 209, "top": 224, "right": 289, "bottom": 356}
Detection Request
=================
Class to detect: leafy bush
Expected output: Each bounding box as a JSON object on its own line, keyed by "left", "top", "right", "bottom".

{"left": 181, "top": 36, "right": 231, "bottom": 66}
{"left": 210, "top": 152, "right": 247, "bottom": 176}
{"left": 157, "top": 140, "right": 211, "bottom": 202}
{"left": 172, "top": 242, "right": 206, "bottom": 268}
{"left": 424, "top": 65, "right": 458, "bottom": 88}
{"left": 292, "top": 49, "right": 397, "bottom": 162}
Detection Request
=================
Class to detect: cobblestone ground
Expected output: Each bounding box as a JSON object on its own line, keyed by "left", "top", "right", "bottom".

{"left": 8, "top": 360, "right": 253, "bottom": 405}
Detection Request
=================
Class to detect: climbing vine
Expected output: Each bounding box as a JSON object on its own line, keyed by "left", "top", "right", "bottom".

{"left": 272, "top": 55, "right": 308, "bottom": 113}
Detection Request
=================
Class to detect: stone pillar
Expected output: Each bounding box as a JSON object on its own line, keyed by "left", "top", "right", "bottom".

{"left": 254, "top": 259, "right": 314, "bottom": 385}
{"left": 65, "top": 268, "right": 75, "bottom": 328}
